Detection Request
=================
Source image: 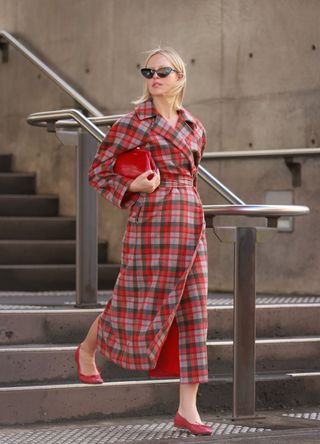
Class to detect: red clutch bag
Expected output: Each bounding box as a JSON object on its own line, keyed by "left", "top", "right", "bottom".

{"left": 114, "top": 147, "right": 158, "bottom": 180}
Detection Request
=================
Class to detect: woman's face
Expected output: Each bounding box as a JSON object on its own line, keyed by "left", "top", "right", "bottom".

{"left": 145, "top": 53, "right": 182, "bottom": 98}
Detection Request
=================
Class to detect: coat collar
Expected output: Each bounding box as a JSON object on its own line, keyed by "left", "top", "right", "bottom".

{"left": 134, "top": 98, "right": 200, "bottom": 174}
{"left": 134, "top": 97, "right": 197, "bottom": 126}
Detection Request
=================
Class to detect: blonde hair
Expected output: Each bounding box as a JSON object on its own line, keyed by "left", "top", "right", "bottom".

{"left": 131, "top": 46, "right": 187, "bottom": 111}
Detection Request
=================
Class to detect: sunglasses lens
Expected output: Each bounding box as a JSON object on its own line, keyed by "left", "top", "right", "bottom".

{"left": 157, "top": 67, "right": 172, "bottom": 78}
{"left": 141, "top": 68, "right": 153, "bottom": 79}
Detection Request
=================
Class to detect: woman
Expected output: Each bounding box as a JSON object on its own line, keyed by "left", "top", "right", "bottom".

{"left": 75, "top": 47, "right": 212, "bottom": 436}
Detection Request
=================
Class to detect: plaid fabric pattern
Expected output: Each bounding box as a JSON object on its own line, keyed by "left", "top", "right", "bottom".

{"left": 88, "top": 98, "right": 208, "bottom": 383}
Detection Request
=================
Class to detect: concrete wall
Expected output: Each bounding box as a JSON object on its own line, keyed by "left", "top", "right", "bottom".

{"left": 0, "top": 0, "right": 319, "bottom": 294}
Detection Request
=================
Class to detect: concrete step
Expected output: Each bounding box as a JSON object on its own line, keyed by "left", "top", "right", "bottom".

{"left": 0, "top": 338, "right": 319, "bottom": 386}
{"left": 1, "top": 338, "right": 319, "bottom": 385}
{"left": 0, "top": 264, "right": 120, "bottom": 291}
{"left": 0, "top": 240, "right": 108, "bottom": 264}
{"left": 0, "top": 154, "right": 12, "bottom": 172}
{"left": 0, "top": 172, "right": 36, "bottom": 194}
{"left": 1, "top": 371, "right": 320, "bottom": 425}
{"left": 0, "top": 216, "right": 76, "bottom": 240}
{"left": 0, "top": 195, "right": 59, "bottom": 216}
{"left": 2, "top": 304, "right": 320, "bottom": 346}
{"left": 0, "top": 308, "right": 103, "bottom": 345}
{"left": 0, "top": 344, "right": 149, "bottom": 385}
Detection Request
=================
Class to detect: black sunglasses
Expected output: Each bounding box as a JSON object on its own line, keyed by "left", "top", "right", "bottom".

{"left": 140, "top": 66, "right": 179, "bottom": 79}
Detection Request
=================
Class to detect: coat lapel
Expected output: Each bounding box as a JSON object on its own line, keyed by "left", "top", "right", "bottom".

{"left": 135, "top": 98, "right": 201, "bottom": 168}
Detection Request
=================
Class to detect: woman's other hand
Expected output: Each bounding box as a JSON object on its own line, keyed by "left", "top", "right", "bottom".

{"left": 129, "top": 169, "right": 160, "bottom": 193}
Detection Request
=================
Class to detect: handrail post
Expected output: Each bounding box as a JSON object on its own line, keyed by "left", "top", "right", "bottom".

{"left": 75, "top": 129, "right": 99, "bottom": 308}
{"left": 232, "top": 226, "right": 257, "bottom": 419}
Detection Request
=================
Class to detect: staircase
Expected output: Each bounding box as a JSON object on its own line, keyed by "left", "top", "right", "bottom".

{"left": 1, "top": 294, "right": 320, "bottom": 425}
{"left": 0, "top": 153, "right": 120, "bottom": 291}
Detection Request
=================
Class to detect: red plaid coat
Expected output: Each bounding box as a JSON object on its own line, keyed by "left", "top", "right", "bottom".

{"left": 88, "top": 97, "right": 209, "bottom": 383}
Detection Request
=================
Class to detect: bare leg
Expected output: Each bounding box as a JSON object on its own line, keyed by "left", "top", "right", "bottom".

{"left": 178, "top": 383, "right": 204, "bottom": 424}
{"left": 78, "top": 314, "right": 101, "bottom": 375}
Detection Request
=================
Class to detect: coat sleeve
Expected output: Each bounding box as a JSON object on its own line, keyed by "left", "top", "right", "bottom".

{"left": 88, "top": 117, "right": 141, "bottom": 209}
{"left": 193, "top": 125, "right": 207, "bottom": 190}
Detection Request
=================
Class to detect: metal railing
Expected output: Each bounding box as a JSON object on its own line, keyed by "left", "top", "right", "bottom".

{"left": 0, "top": 30, "right": 102, "bottom": 117}
{"left": 202, "top": 146, "right": 320, "bottom": 188}
{"left": 202, "top": 147, "right": 320, "bottom": 159}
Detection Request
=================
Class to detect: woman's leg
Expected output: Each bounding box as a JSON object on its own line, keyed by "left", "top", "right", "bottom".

{"left": 175, "top": 235, "right": 209, "bottom": 424}
{"left": 178, "top": 383, "right": 204, "bottom": 424}
{"left": 78, "top": 314, "right": 101, "bottom": 375}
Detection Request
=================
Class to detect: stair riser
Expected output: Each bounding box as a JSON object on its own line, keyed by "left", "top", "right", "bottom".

{"left": 208, "top": 342, "right": 320, "bottom": 373}
{"left": 0, "top": 218, "right": 76, "bottom": 240}
{"left": 0, "top": 175, "right": 35, "bottom": 194}
{"left": 0, "top": 197, "right": 59, "bottom": 216}
{"left": 0, "top": 311, "right": 100, "bottom": 345}
{"left": 2, "top": 306, "right": 320, "bottom": 345}
{"left": 207, "top": 306, "right": 320, "bottom": 339}
{"left": 0, "top": 265, "right": 120, "bottom": 291}
{"left": 0, "top": 349, "right": 148, "bottom": 384}
{"left": 0, "top": 243, "right": 107, "bottom": 264}
{"left": 1, "top": 342, "right": 319, "bottom": 385}
{"left": 0, "top": 376, "right": 319, "bottom": 425}
{"left": 0, "top": 155, "right": 12, "bottom": 172}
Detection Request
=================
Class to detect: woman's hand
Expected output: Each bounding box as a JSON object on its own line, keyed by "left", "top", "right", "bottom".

{"left": 128, "top": 169, "right": 160, "bottom": 193}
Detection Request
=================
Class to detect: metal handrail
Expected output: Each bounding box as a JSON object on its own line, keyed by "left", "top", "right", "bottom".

{"left": 203, "top": 204, "right": 309, "bottom": 217}
{"left": 27, "top": 109, "right": 105, "bottom": 142}
{"left": 27, "top": 108, "right": 245, "bottom": 205}
{"left": 203, "top": 147, "right": 320, "bottom": 160}
{"left": 0, "top": 30, "right": 102, "bottom": 117}
{"left": 29, "top": 114, "right": 125, "bottom": 129}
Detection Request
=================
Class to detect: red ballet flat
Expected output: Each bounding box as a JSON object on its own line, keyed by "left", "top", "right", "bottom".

{"left": 74, "top": 345, "right": 104, "bottom": 384}
{"left": 173, "top": 411, "right": 212, "bottom": 435}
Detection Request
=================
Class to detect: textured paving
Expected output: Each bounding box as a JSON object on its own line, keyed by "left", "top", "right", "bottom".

{"left": 0, "top": 420, "right": 270, "bottom": 443}
{"left": 283, "top": 412, "right": 320, "bottom": 421}
{"left": 1, "top": 291, "right": 320, "bottom": 310}
{"left": 2, "top": 411, "right": 320, "bottom": 443}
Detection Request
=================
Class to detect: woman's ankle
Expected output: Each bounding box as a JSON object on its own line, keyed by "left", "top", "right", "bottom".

{"left": 80, "top": 341, "right": 96, "bottom": 357}
{"left": 178, "top": 405, "right": 199, "bottom": 416}
{"left": 177, "top": 407, "right": 203, "bottom": 424}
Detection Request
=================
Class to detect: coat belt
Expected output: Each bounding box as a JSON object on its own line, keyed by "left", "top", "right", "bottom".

{"left": 159, "top": 174, "right": 194, "bottom": 187}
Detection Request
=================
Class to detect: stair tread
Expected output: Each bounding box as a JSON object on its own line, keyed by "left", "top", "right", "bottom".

{"left": 0, "top": 344, "right": 77, "bottom": 351}
{"left": 2, "top": 336, "right": 320, "bottom": 351}
{"left": 0, "top": 216, "right": 75, "bottom": 220}
{"left": 207, "top": 336, "right": 320, "bottom": 345}
{"left": 1, "top": 370, "right": 320, "bottom": 391}
{"left": 0, "top": 240, "right": 106, "bottom": 244}
{"left": 0, "top": 293, "right": 320, "bottom": 306}
{"left": 0, "top": 264, "right": 118, "bottom": 268}
{"left": 0, "top": 172, "right": 36, "bottom": 177}
{"left": 0, "top": 194, "right": 58, "bottom": 198}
